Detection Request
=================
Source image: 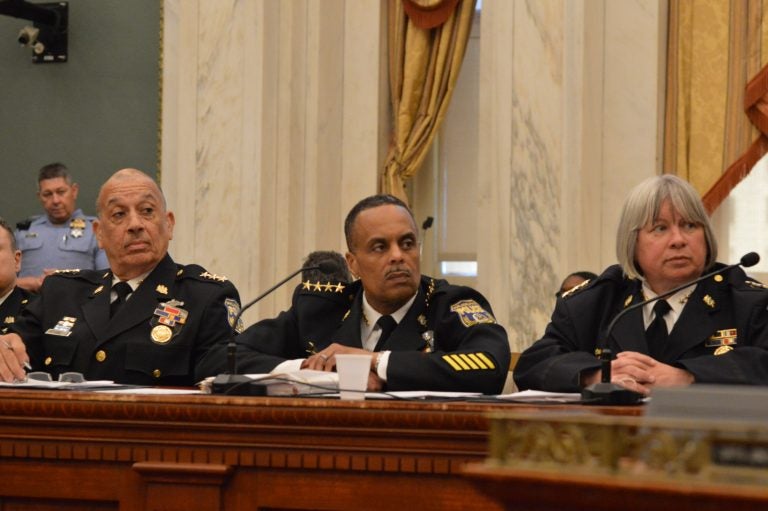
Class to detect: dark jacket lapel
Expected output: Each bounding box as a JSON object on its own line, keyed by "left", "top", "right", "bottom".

{"left": 664, "top": 283, "right": 718, "bottom": 361}
{"left": 330, "top": 287, "right": 364, "bottom": 349}
{"left": 101, "top": 254, "right": 177, "bottom": 343}
{"left": 82, "top": 271, "right": 112, "bottom": 344}
{"left": 380, "top": 286, "right": 428, "bottom": 352}
{"left": 608, "top": 283, "right": 648, "bottom": 354}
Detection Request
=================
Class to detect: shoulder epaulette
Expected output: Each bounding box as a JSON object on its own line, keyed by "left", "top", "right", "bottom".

{"left": 745, "top": 280, "right": 768, "bottom": 290}
{"left": 53, "top": 268, "right": 82, "bottom": 276}
{"left": 561, "top": 278, "right": 591, "bottom": 299}
{"left": 176, "top": 265, "right": 230, "bottom": 284}
{"left": 15, "top": 219, "right": 32, "bottom": 230}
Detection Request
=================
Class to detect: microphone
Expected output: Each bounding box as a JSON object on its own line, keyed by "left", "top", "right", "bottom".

{"left": 211, "top": 259, "right": 341, "bottom": 395}
{"left": 582, "top": 252, "right": 760, "bottom": 405}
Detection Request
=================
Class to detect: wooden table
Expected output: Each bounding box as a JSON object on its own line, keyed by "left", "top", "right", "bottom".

{"left": 0, "top": 389, "right": 636, "bottom": 511}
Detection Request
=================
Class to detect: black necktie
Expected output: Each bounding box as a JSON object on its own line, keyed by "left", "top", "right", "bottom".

{"left": 646, "top": 299, "right": 672, "bottom": 358}
{"left": 110, "top": 281, "right": 132, "bottom": 317}
{"left": 374, "top": 315, "right": 397, "bottom": 351}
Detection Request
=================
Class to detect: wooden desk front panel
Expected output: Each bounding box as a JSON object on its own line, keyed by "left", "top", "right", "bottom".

{"left": 0, "top": 391, "right": 535, "bottom": 511}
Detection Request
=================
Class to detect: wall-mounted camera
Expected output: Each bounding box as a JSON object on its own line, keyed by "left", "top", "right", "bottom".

{"left": 0, "top": 1, "right": 69, "bottom": 63}
{"left": 17, "top": 25, "right": 44, "bottom": 55}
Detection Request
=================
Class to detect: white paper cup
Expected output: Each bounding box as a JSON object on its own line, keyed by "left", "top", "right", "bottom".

{"left": 335, "top": 354, "right": 372, "bottom": 400}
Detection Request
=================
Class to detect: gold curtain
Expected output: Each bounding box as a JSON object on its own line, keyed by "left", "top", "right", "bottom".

{"left": 664, "top": 0, "right": 768, "bottom": 213}
{"left": 382, "top": 0, "right": 477, "bottom": 201}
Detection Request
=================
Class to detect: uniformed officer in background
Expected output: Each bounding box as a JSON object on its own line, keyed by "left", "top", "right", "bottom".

{"left": 15, "top": 163, "right": 108, "bottom": 292}
{"left": 0, "top": 168, "right": 241, "bottom": 386}
{"left": 0, "top": 218, "right": 31, "bottom": 335}
{"left": 197, "top": 194, "right": 510, "bottom": 394}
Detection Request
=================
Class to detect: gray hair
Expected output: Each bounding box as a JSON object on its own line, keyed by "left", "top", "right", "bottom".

{"left": 616, "top": 174, "right": 717, "bottom": 279}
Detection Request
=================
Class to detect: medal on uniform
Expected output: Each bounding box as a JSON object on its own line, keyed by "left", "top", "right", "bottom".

{"left": 45, "top": 316, "right": 77, "bottom": 337}
{"left": 150, "top": 301, "right": 188, "bottom": 344}
{"left": 421, "top": 330, "right": 435, "bottom": 352}
{"left": 151, "top": 325, "right": 173, "bottom": 344}
{"left": 705, "top": 329, "right": 738, "bottom": 350}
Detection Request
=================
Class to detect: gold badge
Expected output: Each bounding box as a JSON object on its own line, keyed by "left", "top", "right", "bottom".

{"left": 450, "top": 300, "right": 496, "bottom": 327}
{"left": 151, "top": 325, "right": 173, "bottom": 344}
{"left": 714, "top": 345, "right": 733, "bottom": 356}
{"left": 3, "top": 316, "right": 13, "bottom": 324}
{"left": 156, "top": 284, "right": 168, "bottom": 295}
{"left": 703, "top": 295, "right": 715, "bottom": 308}
{"left": 417, "top": 314, "right": 427, "bottom": 326}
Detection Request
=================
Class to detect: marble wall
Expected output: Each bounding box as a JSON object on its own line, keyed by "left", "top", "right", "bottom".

{"left": 161, "top": 0, "right": 387, "bottom": 322}
{"left": 478, "top": 0, "right": 663, "bottom": 351}
{"left": 161, "top": 0, "right": 666, "bottom": 351}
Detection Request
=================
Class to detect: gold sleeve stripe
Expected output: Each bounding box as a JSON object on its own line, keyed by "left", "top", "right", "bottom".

{"left": 467, "top": 353, "right": 489, "bottom": 369}
{"left": 458, "top": 353, "right": 480, "bottom": 370}
{"left": 450, "top": 354, "right": 471, "bottom": 370}
{"left": 442, "top": 355, "right": 463, "bottom": 371}
{"left": 475, "top": 352, "right": 496, "bottom": 370}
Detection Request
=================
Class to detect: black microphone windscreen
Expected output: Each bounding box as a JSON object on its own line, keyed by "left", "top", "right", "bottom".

{"left": 740, "top": 252, "right": 760, "bottom": 268}
{"left": 317, "top": 259, "right": 341, "bottom": 275}
{"left": 422, "top": 216, "right": 434, "bottom": 230}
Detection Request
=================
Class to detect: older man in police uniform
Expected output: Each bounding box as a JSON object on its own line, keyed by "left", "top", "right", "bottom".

{"left": 15, "top": 163, "right": 108, "bottom": 292}
{"left": 197, "top": 194, "right": 510, "bottom": 394}
{"left": 0, "top": 168, "right": 240, "bottom": 386}
{"left": 0, "top": 218, "right": 31, "bottom": 336}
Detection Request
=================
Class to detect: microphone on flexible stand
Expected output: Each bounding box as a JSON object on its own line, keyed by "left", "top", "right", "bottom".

{"left": 582, "top": 252, "right": 760, "bottom": 405}
{"left": 211, "top": 259, "right": 342, "bottom": 395}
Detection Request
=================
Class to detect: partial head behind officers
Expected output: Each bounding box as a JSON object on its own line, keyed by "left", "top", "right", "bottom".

{"left": 0, "top": 168, "right": 241, "bottom": 385}
{"left": 515, "top": 174, "right": 768, "bottom": 395}
{"left": 197, "top": 194, "right": 511, "bottom": 394}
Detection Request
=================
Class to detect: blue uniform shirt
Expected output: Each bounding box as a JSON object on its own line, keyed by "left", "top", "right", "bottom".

{"left": 15, "top": 209, "right": 108, "bottom": 277}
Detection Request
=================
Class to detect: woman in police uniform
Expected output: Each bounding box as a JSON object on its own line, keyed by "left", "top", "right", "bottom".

{"left": 514, "top": 175, "right": 768, "bottom": 395}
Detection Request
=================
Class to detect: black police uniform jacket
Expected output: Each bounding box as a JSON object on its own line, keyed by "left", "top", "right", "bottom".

{"left": 197, "top": 275, "right": 510, "bottom": 394}
{"left": 514, "top": 264, "right": 768, "bottom": 392}
{"left": 1, "top": 286, "right": 32, "bottom": 335}
{"left": 11, "top": 254, "right": 240, "bottom": 386}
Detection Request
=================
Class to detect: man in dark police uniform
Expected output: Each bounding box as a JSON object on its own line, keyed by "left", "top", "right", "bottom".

{"left": 0, "top": 169, "right": 240, "bottom": 386}
{"left": 197, "top": 194, "right": 510, "bottom": 394}
{"left": 0, "top": 218, "right": 31, "bottom": 336}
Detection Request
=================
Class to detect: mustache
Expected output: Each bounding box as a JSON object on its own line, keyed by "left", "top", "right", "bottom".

{"left": 385, "top": 267, "right": 411, "bottom": 278}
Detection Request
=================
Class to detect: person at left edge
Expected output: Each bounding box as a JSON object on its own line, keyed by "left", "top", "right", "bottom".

{"left": 0, "top": 168, "right": 241, "bottom": 386}
{"left": 0, "top": 217, "right": 32, "bottom": 336}
{"left": 15, "top": 163, "right": 108, "bottom": 293}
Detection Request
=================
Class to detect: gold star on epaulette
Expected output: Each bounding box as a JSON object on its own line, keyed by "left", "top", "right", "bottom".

{"left": 561, "top": 279, "right": 591, "bottom": 299}
{"left": 302, "top": 280, "right": 312, "bottom": 290}
{"left": 334, "top": 283, "right": 345, "bottom": 293}
{"left": 323, "top": 282, "right": 334, "bottom": 292}
{"left": 199, "top": 271, "right": 228, "bottom": 282}
{"left": 312, "top": 281, "right": 323, "bottom": 292}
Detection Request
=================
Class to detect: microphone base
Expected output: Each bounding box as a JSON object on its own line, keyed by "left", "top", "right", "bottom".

{"left": 211, "top": 374, "right": 268, "bottom": 396}
{"left": 581, "top": 382, "right": 643, "bottom": 406}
